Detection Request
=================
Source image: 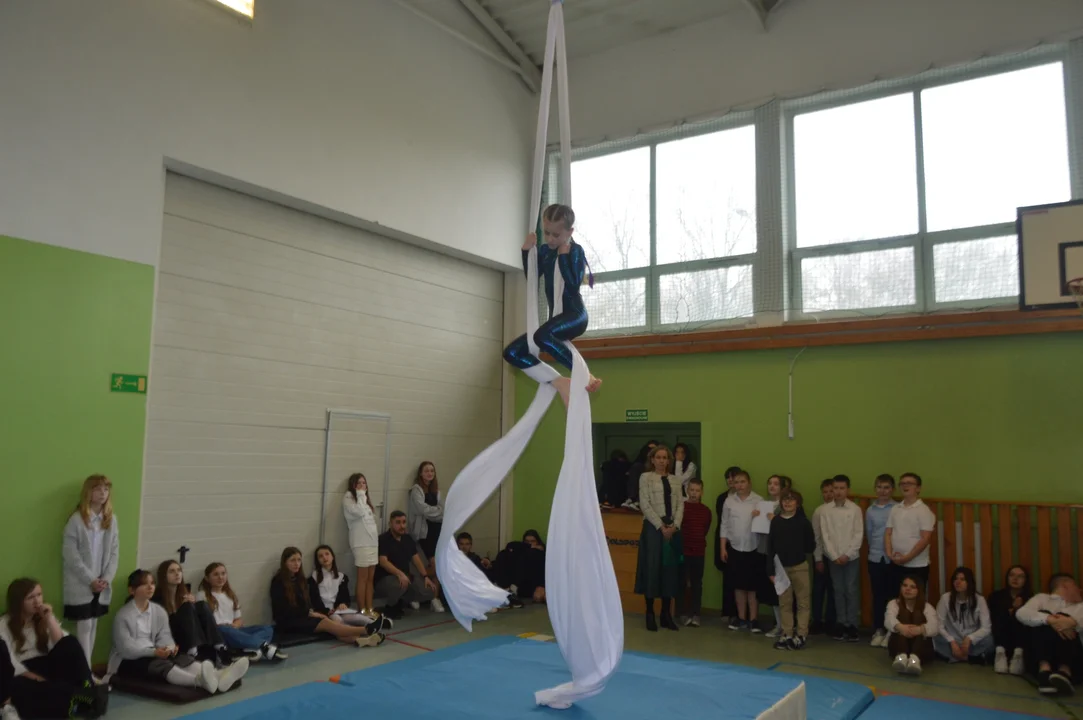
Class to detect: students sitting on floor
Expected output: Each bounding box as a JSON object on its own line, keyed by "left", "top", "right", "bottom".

{"left": 197, "top": 563, "right": 283, "bottom": 662}
{"left": 1015, "top": 573, "right": 1083, "bottom": 695}
{"left": 109, "top": 569, "right": 246, "bottom": 695}
{"left": 153, "top": 560, "right": 231, "bottom": 666}
{"left": 308, "top": 545, "right": 389, "bottom": 628}
{"left": 766, "top": 489, "right": 816, "bottom": 650}
{"left": 933, "top": 566, "right": 993, "bottom": 664}
{"left": 988, "top": 564, "right": 1032, "bottom": 675}
{"left": 375, "top": 512, "right": 443, "bottom": 619}
{"left": 0, "top": 578, "right": 109, "bottom": 719}
{"left": 884, "top": 575, "right": 938, "bottom": 676}
{"left": 270, "top": 547, "right": 386, "bottom": 648}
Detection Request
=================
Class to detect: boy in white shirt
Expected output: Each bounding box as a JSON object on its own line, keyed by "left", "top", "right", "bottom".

{"left": 810, "top": 479, "right": 837, "bottom": 635}
{"left": 1016, "top": 574, "right": 1083, "bottom": 696}
{"left": 884, "top": 472, "right": 935, "bottom": 592}
{"left": 820, "top": 474, "right": 864, "bottom": 642}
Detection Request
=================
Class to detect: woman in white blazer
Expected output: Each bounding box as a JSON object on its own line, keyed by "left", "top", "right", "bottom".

{"left": 62, "top": 475, "right": 120, "bottom": 665}
{"left": 343, "top": 473, "right": 380, "bottom": 617}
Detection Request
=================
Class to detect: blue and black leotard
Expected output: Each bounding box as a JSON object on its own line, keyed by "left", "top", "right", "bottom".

{"left": 503, "top": 240, "right": 589, "bottom": 373}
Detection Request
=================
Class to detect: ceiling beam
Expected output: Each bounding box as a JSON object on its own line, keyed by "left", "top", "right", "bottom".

{"left": 739, "top": 0, "right": 768, "bottom": 30}
{"left": 457, "top": 0, "right": 543, "bottom": 93}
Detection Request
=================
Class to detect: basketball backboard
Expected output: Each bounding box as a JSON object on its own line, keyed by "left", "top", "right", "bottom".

{"left": 1018, "top": 198, "right": 1083, "bottom": 311}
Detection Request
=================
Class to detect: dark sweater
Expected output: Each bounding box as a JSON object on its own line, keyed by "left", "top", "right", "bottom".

{"left": 988, "top": 587, "right": 1031, "bottom": 644}
{"left": 765, "top": 512, "right": 816, "bottom": 573}
{"left": 681, "top": 502, "right": 712, "bottom": 557}
{"left": 270, "top": 573, "right": 312, "bottom": 628}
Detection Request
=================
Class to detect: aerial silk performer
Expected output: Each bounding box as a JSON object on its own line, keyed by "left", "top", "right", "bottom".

{"left": 434, "top": 0, "right": 624, "bottom": 710}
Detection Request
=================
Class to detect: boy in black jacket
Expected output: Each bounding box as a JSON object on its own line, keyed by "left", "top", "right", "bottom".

{"left": 766, "top": 489, "right": 816, "bottom": 650}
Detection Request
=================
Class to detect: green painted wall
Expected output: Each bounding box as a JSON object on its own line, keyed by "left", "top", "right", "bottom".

{"left": 0, "top": 235, "right": 155, "bottom": 662}
{"left": 513, "top": 332, "right": 1083, "bottom": 608}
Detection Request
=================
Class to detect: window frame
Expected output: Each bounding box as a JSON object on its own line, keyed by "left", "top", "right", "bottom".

{"left": 784, "top": 47, "right": 1070, "bottom": 320}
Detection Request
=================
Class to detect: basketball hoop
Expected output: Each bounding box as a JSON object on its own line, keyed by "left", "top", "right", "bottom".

{"left": 1069, "top": 277, "right": 1083, "bottom": 313}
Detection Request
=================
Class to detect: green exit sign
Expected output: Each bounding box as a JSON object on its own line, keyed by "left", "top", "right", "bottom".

{"left": 111, "top": 373, "right": 147, "bottom": 394}
{"left": 626, "top": 409, "right": 648, "bottom": 423}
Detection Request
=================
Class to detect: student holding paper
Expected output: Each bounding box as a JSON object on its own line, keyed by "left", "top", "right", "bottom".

{"left": 766, "top": 489, "right": 816, "bottom": 650}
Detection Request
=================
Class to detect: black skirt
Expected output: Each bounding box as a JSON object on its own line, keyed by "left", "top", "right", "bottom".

{"left": 727, "top": 549, "right": 764, "bottom": 592}
{"left": 64, "top": 593, "right": 107, "bottom": 621}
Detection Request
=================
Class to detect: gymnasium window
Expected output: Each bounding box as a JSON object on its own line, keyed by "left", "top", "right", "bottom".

{"left": 546, "top": 46, "right": 1074, "bottom": 336}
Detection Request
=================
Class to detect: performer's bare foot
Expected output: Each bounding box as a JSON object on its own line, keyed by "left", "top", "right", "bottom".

{"left": 552, "top": 377, "right": 571, "bottom": 407}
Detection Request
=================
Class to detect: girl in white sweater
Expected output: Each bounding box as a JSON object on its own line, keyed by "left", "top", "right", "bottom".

{"left": 343, "top": 473, "right": 380, "bottom": 617}
{"left": 62, "top": 474, "right": 120, "bottom": 667}
{"left": 934, "top": 566, "right": 993, "bottom": 664}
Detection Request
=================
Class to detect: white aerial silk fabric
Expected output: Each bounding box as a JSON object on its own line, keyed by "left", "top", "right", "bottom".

{"left": 435, "top": 0, "right": 623, "bottom": 710}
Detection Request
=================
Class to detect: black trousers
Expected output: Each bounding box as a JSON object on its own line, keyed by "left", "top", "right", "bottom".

{"left": 5, "top": 635, "right": 94, "bottom": 719}
{"left": 889, "top": 563, "right": 930, "bottom": 595}
{"left": 1029, "top": 624, "right": 1083, "bottom": 676}
{"left": 679, "top": 556, "right": 705, "bottom": 616}
{"left": 170, "top": 602, "right": 224, "bottom": 654}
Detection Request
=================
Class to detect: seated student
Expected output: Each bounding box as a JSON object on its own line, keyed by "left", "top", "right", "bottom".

{"left": 153, "top": 560, "right": 230, "bottom": 665}
{"left": 270, "top": 547, "right": 386, "bottom": 648}
{"left": 989, "top": 564, "right": 1032, "bottom": 675}
{"left": 884, "top": 575, "right": 938, "bottom": 676}
{"left": 308, "top": 545, "right": 389, "bottom": 628}
{"left": 934, "top": 566, "right": 993, "bottom": 664}
{"left": 375, "top": 512, "right": 442, "bottom": 619}
{"left": 197, "top": 563, "right": 283, "bottom": 662}
{"left": 457, "top": 533, "right": 524, "bottom": 609}
{"left": 1016, "top": 573, "right": 1083, "bottom": 696}
{"left": 0, "top": 578, "right": 108, "bottom": 719}
{"left": 109, "top": 569, "right": 246, "bottom": 695}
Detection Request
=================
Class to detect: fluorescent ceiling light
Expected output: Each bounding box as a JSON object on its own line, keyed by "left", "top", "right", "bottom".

{"left": 209, "top": 0, "right": 254, "bottom": 19}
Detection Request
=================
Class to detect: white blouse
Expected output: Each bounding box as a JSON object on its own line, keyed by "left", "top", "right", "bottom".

{"left": 721, "top": 491, "right": 764, "bottom": 553}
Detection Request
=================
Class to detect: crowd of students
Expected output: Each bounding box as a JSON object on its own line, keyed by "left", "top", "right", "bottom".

{"left": 627, "top": 443, "right": 1083, "bottom": 695}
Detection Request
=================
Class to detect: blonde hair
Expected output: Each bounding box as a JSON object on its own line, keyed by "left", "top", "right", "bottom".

{"left": 75, "top": 474, "right": 114, "bottom": 529}
{"left": 648, "top": 444, "right": 673, "bottom": 474}
{"left": 543, "top": 204, "right": 575, "bottom": 231}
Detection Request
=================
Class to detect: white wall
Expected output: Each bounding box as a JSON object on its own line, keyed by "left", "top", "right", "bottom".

{"left": 564, "top": 0, "right": 1083, "bottom": 145}
{"left": 0, "top": 0, "right": 533, "bottom": 269}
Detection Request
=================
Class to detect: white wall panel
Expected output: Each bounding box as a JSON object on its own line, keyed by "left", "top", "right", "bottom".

{"left": 141, "top": 175, "right": 504, "bottom": 623}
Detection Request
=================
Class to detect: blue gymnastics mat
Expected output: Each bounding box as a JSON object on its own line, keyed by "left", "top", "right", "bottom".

{"left": 858, "top": 695, "right": 1052, "bottom": 720}
{"left": 180, "top": 636, "right": 873, "bottom": 720}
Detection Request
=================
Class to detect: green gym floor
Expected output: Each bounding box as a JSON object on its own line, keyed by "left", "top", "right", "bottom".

{"left": 104, "top": 606, "right": 1080, "bottom": 719}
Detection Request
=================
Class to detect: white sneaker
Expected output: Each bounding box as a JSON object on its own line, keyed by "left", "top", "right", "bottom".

{"left": 409, "top": 601, "right": 420, "bottom": 610}
{"left": 765, "top": 625, "right": 782, "bottom": 638}
{"left": 892, "top": 653, "right": 908, "bottom": 673}
{"left": 906, "top": 654, "right": 922, "bottom": 676}
{"left": 690, "top": 615, "right": 701, "bottom": 627}
{"left": 2, "top": 703, "right": 22, "bottom": 720}
{"left": 217, "top": 657, "right": 248, "bottom": 693}
{"left": 681, "top": 616, "right": 693, "bottom": 627}
{"left": 356, "top": 632, "right": 385, "bottom": 648}
{"left": 870, "top": 630, "right": 886, "bottom": 648}
{"left": 197, "top": 660, "right": 219, "bottom": 694}
{"left": 431, "top": 598, "right": 446, "bottom": 613}
{"left": 994, "top": 647, "right": 1009, "bottom": 674}
{"left": 1010, "top": 648, "right": 1025, "bottom": 676}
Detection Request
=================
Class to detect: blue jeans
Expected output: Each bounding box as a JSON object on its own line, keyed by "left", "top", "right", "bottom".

{"left": 933, "top": 633, "right": 994, "bottom": 662}
{"left": 828, "top": 560, "right": 860, "bottom": 629}
{"left": 218, "top": 624, "right": 274, "bottom": 651}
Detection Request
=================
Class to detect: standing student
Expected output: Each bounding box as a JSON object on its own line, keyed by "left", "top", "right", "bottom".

{"left": 720, "top": 470, "right": 764, "bottom": 633}
{"left": 766, "top": 490, "right": 816, "bottom": 650}
{"left": 678, "top": 478, "right": 711, "bottom": 627}
{"left": 197, "top": 563, "right": 282, "bottom": 662}
{"left": 714, "top": 467, "right": 741, "bottom": 621}
{"left": 934, "top": 566, "right": 993, "bottom": 664}
{"left": 343, "top": 473, "right": 380, "bottom": 618}
{"left": 754, "top": 475, "right": 785, "bottom": 638}
{"left": 62, "top": 474, "right": 120, "bottom": 666}
{"left": 820, "top": 475, "right": 864, "bottom": 642}
{"left": 408, "top": 461, "right": 444, "bottom": 565}
{"left": 673, "top": 443, "right": 698, "bottom": 496}
{"left": 0, "top": 578, "right": 109, "bottom": 719}
{"left": 866, "top": 474, "right": 897, "bottom": 648}
{"left": 885, "top": 575, "right": 938, "bottom": 676}
{"left": 884, "top": 472, "right": 936, "bottom": 591}
{"left": 308, "top": 546, "right": 383, "bottom": 628}
{"left": 109, "top": 570, "right": 246, "bottom": 694}
{"left": 270, "top": 548, "right": 386, "bottom": 647}
{"left": 633, "top": 445, "right": 684, "bottom": 632}
{"left": 988, "top": 565, "right": 1032, "bottom": 675}
{"left": 810, "top": 479, "right": 837, "bottom": 635}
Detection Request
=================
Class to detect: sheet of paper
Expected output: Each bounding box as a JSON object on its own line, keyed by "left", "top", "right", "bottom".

{"left": 773, "top": 556, "right": 791, "bottom": 596}
{"left": 751, "top": 501, "right": 777, "bottom": 534}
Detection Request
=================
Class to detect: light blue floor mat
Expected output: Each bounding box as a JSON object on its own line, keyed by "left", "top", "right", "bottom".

{"left": 858, "top": 694, "right": 1052, "bottom": 719}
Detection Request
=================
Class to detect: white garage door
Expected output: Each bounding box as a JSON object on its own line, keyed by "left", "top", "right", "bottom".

{"left": 140, "top": 174, "right": 505, "bottom": 623}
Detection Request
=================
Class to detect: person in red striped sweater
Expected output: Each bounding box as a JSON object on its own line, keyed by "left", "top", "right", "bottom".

{"left": 678, "top": 478, "right": 712, "bottom": 627}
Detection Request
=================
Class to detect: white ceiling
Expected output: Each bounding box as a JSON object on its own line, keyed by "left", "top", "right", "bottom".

{"left": 476, "top": 0, "right": 765, "bottom": 63}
